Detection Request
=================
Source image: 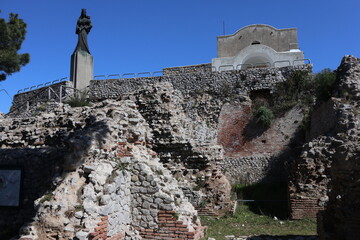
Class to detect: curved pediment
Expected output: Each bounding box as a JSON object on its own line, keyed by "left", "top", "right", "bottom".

{"left": 217, "top": 24, "right": 299, "bottom": 58}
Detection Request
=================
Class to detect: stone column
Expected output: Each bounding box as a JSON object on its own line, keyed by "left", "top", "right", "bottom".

{"left": 70, "top": 50, "right": 93, "bottom": 90}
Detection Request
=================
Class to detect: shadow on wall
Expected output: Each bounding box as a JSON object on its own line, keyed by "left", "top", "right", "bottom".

{"left": 230, "top": 125, "right": 306, "bottom": 219}
{"left": 234, "top": 181, "right": 289, "bottom": 219}
{"left": 0, "top": 148, "right": 65, "bottom": 238}
{"left": 0, "top": 117, "right": 111, "bottom": 239}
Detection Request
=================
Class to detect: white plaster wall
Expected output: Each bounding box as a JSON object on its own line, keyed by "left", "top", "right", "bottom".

{"left": 212, "top": 44, "right": 304, "bottom": 71}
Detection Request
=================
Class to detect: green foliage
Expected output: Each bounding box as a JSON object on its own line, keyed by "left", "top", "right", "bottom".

{"left": 192, "top": 215, "right": 198, "bottom": 224}
{"left": 199, "top": 199, "right": 210, "bottom": 208}
{"left": 65, "top": 90, "right": 90, "bottom": 107}
{"left": 0, "top": 11, "right": 30, "bottom": 81}
{"left": 173, "top": 213, "right": 179, "bottom": 220}
{"left": 273, "top": 70, "right": 314, "bottom": 115}
{"left": 112, "top": 157, "right": 131, "bottom": 171}
{"left": 314, "top": 68, "right": 336, "bottom": 102}
{"left": 193, "top": 177, "right": 206, "bottom": 191}
{"left": 254, "top": 106, "right": 274, "bottom": 128}
{"left": 40, "top": 192, "right": 54, "bottom": 203}
{"left": 74, "top": 204, "right": 84, "bottom": 211}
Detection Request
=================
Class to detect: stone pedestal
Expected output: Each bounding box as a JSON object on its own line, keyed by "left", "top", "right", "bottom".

{"left": 70, "top": 50, "right": 93, "bottom": 90}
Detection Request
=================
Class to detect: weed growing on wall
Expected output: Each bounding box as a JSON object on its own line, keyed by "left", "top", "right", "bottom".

{"left": 65, "top": 90, "right": 90, "bottom": 107}
{"left": 254, "top": 106, "right": 274, "bottom": 128}
{"left": 273, "top": 70, "right": 314, "bottom": 115}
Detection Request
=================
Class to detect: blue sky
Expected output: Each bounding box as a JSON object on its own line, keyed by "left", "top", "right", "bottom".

{"left": 1, "top": 0, "right": 359, "bottom": 113}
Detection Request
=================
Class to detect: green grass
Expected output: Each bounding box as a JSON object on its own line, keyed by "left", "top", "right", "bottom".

{"left": 201, "top": 204, "right": 317, "bottom": 240}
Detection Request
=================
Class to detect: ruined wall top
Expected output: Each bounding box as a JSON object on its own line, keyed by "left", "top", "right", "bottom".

{"left": 217, "top": 24, "right": 300, "bottom": 58}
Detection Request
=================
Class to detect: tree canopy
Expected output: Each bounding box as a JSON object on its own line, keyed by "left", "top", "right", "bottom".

{"left": 0, "top": 11, "right": 30, "bottom": 81}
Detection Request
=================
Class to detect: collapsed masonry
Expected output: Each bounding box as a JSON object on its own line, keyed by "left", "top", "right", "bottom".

{"left": 1, "top": 63, "right": 316, "bottom": 239}
{"left": 288, "top": 55, "right": 360, "bottom": 239}
{"left": 121, "top": 82, "right": 233, "bottom": 216}
{"left": 0, "top": 99, "right": 205, "bottom": 240}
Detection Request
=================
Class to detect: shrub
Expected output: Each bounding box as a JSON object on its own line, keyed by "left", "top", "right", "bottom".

{"left": 65, "top": 90, "right": 90, "bottom": 107}
{"left": 314, "top": 68, "right": 336, "bottom": 102}
{"left": 255, "top": 106, "right": 274, "bottom": 128}
{"left": 273, "top": 70, "right": 314, "bottom": 115}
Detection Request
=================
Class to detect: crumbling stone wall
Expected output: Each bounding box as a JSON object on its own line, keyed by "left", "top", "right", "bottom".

{"left": 120, "top": 82, "right": 234, "bottom": 216}
{"left": 10, "top": 65, "right": 312, "bottom": 186}
{"left": 218, "top": 102, "right": 305, "bottom": 183}
{"left": 90, "top": 65, "right": 312, "bottom": 106}
{"left": 88, "top": 65, "right": 311, "bottom": 184}
{"left": 288, "top": 55, "right": 360, "bottom": 235}
{"left": 1, "top": 100, "right": 205, "bottom": 240}
{"left": 163, "top": 63, "right": 212, "bottom": 76}
{"left": 317, "top": 55, "right": 360, "bottom": 240}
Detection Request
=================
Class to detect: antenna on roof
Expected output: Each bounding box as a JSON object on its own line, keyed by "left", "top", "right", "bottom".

{"left": 223, "top": 21, "right": 226, "bottom": 35}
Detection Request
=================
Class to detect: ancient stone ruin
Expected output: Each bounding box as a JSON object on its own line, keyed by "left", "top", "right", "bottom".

{"left": 1, "top": 11, "right": 359, "bottom": 240}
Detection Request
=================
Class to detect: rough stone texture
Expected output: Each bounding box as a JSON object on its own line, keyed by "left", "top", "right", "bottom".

{"left": 121, "top": 82, "right": 235, "bottom": 216}
{"left": 9, "top": 64, "right": 312, "bottom": 187}
{"left": 288, "top": 56, "right": 360, "bottom": 225}
{"left": 288, "top": 135, "right": 336, "bottom": 219}
{"left": 317, "top": 55, "right": 360, "bottom": 240}
{"left": 163, "top": 63, "right": 213, "bottom": 76}
{"left": 89, "top": 65, "right": 312, "bottom": 106}
{"left": 87, "top": 65, "right": 311, "bottom": 184}
{"left": 1, "top": 99, "right": 204, "bottom": 240}
{"left": 218, "top": 103, "right": 305, "bottom": 183}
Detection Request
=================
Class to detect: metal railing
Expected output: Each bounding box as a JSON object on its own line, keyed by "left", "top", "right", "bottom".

{"left": 10, "top": 84, "right": 82, "bottom": 114}
{"left": 218, "top": 65, "right": 235, "bottom": 72}
{"left": 273, "top": 60, "right": 291, "bottom": 67}
{"left": 17, "top": 77, "right": 69, "bottom": 94}
{"left": 94, "top": 71, "right": 163, "bottom": 80}
{"left": 214, "top": 58, "right": 311, "bottom": 72}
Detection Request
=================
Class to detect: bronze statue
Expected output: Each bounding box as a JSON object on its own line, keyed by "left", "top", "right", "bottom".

{"left": 74, "top": 9, "right": 92, "bottom": 54}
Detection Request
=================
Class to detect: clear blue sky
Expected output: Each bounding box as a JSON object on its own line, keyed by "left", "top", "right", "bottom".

{"left": 1, "top": 0, "right": 359, "bottom": 113}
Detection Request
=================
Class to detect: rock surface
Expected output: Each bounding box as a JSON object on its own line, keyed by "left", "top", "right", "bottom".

{"left": 1, "top": 99, "right": 204, "bottom": 239}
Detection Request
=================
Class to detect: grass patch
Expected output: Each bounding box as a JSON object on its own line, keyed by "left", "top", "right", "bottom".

{"left": 201, "top": 204, "right": 316, "bottom": 240}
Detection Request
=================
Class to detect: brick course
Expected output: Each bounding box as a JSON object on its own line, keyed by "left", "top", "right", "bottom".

{"left": 89, "top": 216, "right": 125, "bottom": 240}
{"left": 137, "top": 210, "right": 205, "bottom": 240}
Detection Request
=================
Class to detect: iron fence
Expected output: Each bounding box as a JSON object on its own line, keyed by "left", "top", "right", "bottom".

{"left": 17, "top": 77, "right": 69, "bottom": 94}
{"left": 215, "top": 58, "right": 311, "bottom": 72}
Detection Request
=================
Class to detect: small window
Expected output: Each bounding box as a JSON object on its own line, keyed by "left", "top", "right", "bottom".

{"left": 251, "top": 41, "right": 261, "bottom": 45}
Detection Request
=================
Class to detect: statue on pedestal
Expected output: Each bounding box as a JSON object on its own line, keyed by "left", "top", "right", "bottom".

{"left": 74, "top": 9, "right": 92, "bottom": 54}
{"left": 70, "top": 9, "right": 94, "bottom": 90}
